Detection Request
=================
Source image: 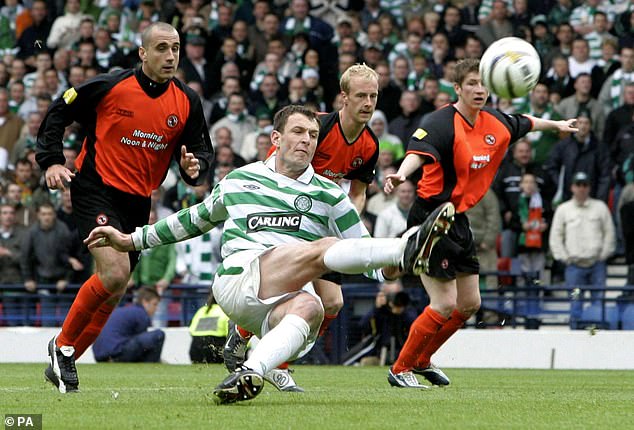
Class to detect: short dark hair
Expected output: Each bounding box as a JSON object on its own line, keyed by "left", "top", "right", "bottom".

{"left": 136, "top": 286, "right": 160, "bottom": 303}
{"left": 141, "top": 22, "right": 177, "bottom": 48}
{"left": 273, "top": 105, "right": 320, "bottom": 133}
{"left": 453, "top": 58, "right": 480, "bottom": 86}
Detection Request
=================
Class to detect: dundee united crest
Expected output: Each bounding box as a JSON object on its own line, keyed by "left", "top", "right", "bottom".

{"left": 352, "top": 157, "right": 363, "bottom": 168}
{"left": 294, "top": 195, "right": 312, "bottom": 213}
{"left": 484, "top": 134, "right": 496, "bottom": 145}
{"left": 167, "top": 114, "right": 179, "bottom": 128}
{"left": 96, "top": 213, "right": 109, "bottom": 225}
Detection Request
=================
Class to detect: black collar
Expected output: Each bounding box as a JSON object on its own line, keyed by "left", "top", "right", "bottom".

{"left": 135, "top": 67, "right": 171, "bottom": 99}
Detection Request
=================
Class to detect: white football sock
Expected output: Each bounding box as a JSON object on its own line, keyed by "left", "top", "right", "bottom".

{"left": 322, "top": 238, "right": 404, "bottom": 274}
{"left": 244, "top": 314, "right": 310, "bottom": 375}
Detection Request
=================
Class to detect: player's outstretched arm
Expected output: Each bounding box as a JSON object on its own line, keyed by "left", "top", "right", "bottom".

{"left": 384, "top": 153, "right": 425, "bottom": 194}
{"left": 526, "top": 115, "right": 578, "bottom": 133}
{"left": 84, "top": 226, "right": 134, "bottom": 252}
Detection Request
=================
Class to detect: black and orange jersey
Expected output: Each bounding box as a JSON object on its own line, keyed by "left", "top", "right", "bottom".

{"left": 407, "top": 105, "right": 533, "bottom": 213}
{"left": 36, "top": 68, "right": 213, "bottom": 197}
{"left": 313, "top": 111, "right": 379, "bottom": 185}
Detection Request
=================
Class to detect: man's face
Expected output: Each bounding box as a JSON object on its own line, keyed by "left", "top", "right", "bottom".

{"left": 31, "top": 1, "right": 47, "bottom": 23}
{"left": 222, "top": 79, "right": 240, "bottom": 96}
{"left": 513, "top": 142, "right": 531, "bottom": 165}
{"left": 27, "top": 113, "right": 42, "bottom": 135}
{"left": 140, "top": 26, "right": 180, "bottom": 83}
{"left": 575, "top": 116, "right": 591, "bottom": 139}
{"left": 9, "top": 83, "right": 24, "bottom": 103}
{"left": 214, "top": 128, "right": 232, "bottom": 147}
{"left": 571, "top": 181, "right": 590, "bottom": 201}
{"left": 456, "top": 71, "right": 487, "bottom": 110}
{"left": 15, "top": 162, "right": 32, "bottom": 182}
{"left": 397, "top": 181, "right": 415, "bottom": 208}
{"left": 6, "top": 185, "right": 21, "bottom": 203}
{"left": 274, "top": 113, "right": 319, "bottom": 174}
{"left": 227, "top": 95, "right": 245, "bottom": 114}
{"left": 143, "top": 298, "right": 160, "bottom": 317}
{"left": 574, "top": 75, "right": 591, "bottom": 95}
{"left": 36, "top": 53, "right": 52, "bottom": 71}
{"left": 621, "top": 48, "right": 634, "bottom": 72}
{"left": 572, "top": 40, "right": 589, "bottom": 61}
{"left": 342, "top": 75, "right": 379, "bottom": 125}
{"left": 530, "top": 84, "right": 549, "bottom": 108}
{"left": 291, "top": 0, "right": 309, "bottom": 19}
{"left": 260, "top": 76, "right": 279, "bottom": 98}
{"left": 37, "top": 206, "right": 56, "bottom": 230}
{"left": 0, "top": 205, "right": 16, "bottom": 228}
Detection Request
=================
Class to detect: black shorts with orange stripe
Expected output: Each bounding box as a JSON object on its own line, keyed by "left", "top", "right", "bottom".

{"left": 408, "top": 197, "right": 479, "bottom": 280}
{"left": 71, "top": 170, "right": 150, "bottom": 270}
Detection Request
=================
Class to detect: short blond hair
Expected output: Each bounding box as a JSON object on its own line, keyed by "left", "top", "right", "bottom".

{"left": 340, "top": 63, "right": 378, "bottom": 94}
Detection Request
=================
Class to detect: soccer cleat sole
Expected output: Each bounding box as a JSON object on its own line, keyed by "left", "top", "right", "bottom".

{"left": 213, "top": 372, "right": 264, "bottom": 404}
{"left": 412, "top": 203, "right": 455, "bottom": 276}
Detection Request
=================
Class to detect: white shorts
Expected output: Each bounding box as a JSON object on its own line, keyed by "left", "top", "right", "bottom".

{"left": 212, "top": 249, "right": 323, "bottom": 339}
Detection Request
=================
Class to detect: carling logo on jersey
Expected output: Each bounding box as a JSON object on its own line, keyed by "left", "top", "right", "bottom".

{"left": 246, "top": 212, "right": 302, "bottom": 233}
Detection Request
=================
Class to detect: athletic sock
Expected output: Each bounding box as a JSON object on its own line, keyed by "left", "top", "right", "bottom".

{"left": 391, "top": 306, "right": 447, "bottom": 374}
{"left": 322, "top": 238, "right": 403, "bottom": 274}
{"left": 244, "top": 314, "right": 310, "bottom": 375}
{"left": 415, "top": 309, "right": 469, "bottom": 368}
{"left": 237, "top": 325, "right": 253, "bottom": 339}
{"left": 56, "top": 275, "right": 113, "bottom": 348}
{"left": 318, "top": 313, "right": 338, "bottom": 337}
{"left": 73, "top": 302, "right": 116, "bottom": 359}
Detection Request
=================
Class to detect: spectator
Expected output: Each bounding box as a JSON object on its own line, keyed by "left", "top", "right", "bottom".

{"left": 208, "top": 76, "right": 241, "bottom": 126}
{"left": 554, "top": 73, "right": 605, "bottom": 139}
{"left": 369, "top": 110, "right": 404, "bottom": 162}
{"left": 240, "top": 115, "right": 273, "bottom": 162}
{"left": 20, "top": 202, "right": 81, "bottom": 326}
{"left": 548, "top": 0, "right": 573, "bottom": 30}
{"left": 180, "top": 32, "right": 213, "bottom": 98}
{"left": 545, "top": 23, "right": 575, "bottom": 70}
{"left": 493, "top": 139, "right": 551, "bottom": 258}
{"left": 570, "top": 0, "right": 611, "bottom": 37}
{"left": 92, "top": 287, "right": 165, "bottom": 362}
{"left": 549, "top": 171, "right": 615, "bottom": 328}
{"left": 476, "top": 0, "right": 513, "bottom": 48}
{"left": 545, "top": 55, "right": 575, "bottom": 102}
{"left": 374, "top": 179, "right": 414, "bottom": 238}
{"left": 375, "top": 62, "right": 403, "bottom": 122}
{"left": 442, "top": 5, "right": 469, "bottom": 48}
{"left": 598, "top": 46, "right": 634, "bottom": 115}
{"left": 11, "top": 111, "right": 41, "bottom": 165}
{"left": 520, "top": 83, "right": 563, "bottom": 165}
{"left": 619, "top": 182, "right": 634, "bottom": 287}
{"left": 4, "top": 182, "right": 36, "bottom": 227}
{"left": 603, "top": 83, "right": 634, "bottom": 149}
{"left": 8, "top": 80, "right": 26, "bottom": 114}
{"left": 388, "top": 90, "right": 423, "bottom": 145}
{"left": 249, "top": 73, "right": 288, "bottom": 121}
{"left": 15, "top": 0, "right": 51, "bottom": 65}
{"left": 128, "top": 209, "right": 176, "bottom": 327}
{"left": 584, "top": 11, "right": 617, "bottom": 61}
{"left": 188, "top": 292, "right": 229, "bottom": 364}
{"left": 590, "top": 38, "right": 621, "bottom": 98}
{"left": 568, "top": 38, "right": 597, "bottom": 79}
{"left": 209, "top": 92, "right": 256, "bottom": 155}
{"left": 544, "top": 113, "right": 611, "bottom": 204}
{"left": 46, "top": 0, "right": 83, "bottom": 50}
{"left": 359, "top": 282, "right": 417, "bottom": 366}
{"left": 512, "top": 173, "right": 550, "bottom": 281}
{"left": 280, "top": 0, "right": 334, "bottom": 57}
{"left": 247, "top": 4, "right": 275, "bottom": 64}
{"left": 465, "top": 188, "right": 501, "bottom": 291}
{"left": 0, "top": 88, "right": 25, "bottom": 160}
{"left": 0, "top": 203, "right": 26, "bottom": 325}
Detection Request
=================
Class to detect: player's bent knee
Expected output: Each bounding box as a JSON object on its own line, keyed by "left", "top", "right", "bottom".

{"left": 288, "top": 294, "right": 324, "bottom": 332}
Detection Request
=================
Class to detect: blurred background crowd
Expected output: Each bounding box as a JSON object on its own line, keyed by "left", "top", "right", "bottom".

{"left": 0, "top": 0, "right": 633, "bottom": 334}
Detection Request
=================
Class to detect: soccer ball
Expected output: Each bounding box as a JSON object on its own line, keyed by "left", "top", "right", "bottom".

{"left": 479, "top": 37, "right": 541, "bottom": 99}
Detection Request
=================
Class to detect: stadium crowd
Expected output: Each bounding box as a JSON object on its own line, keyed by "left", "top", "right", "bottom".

{"left": 0, "top": 0, "right": 633, "bottom": 332}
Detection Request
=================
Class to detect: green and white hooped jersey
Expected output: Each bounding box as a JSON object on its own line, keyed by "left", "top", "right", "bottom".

{"left": 131, "top": 157, "right": 371, "bottom": 259}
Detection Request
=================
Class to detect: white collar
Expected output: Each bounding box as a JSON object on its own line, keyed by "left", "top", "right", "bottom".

{"left": 264, "top": 154, "right": 314, "bottom": 185}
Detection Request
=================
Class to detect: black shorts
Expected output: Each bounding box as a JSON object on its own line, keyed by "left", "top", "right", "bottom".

{"left": 408, "top": 199, "right": 479, "bottom": 280}
{"left": 71, "top": 172, "right": 151, "bottom": 271}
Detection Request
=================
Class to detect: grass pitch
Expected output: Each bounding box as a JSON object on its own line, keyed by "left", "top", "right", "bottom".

{"left": 0, "top": 364, "right": 632, "bottom": 430}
